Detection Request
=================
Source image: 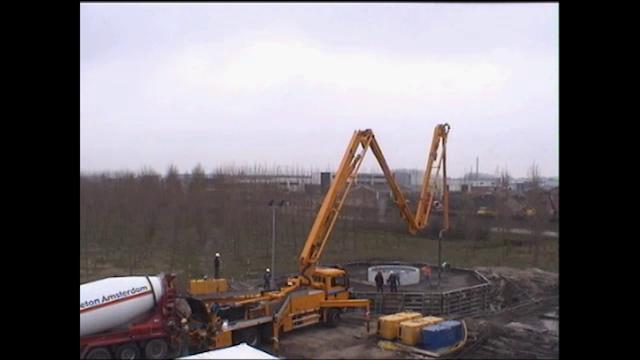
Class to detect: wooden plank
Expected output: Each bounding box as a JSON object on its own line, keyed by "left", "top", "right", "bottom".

{"left": 395, "top": 343, "right": 441, "bottom": 358}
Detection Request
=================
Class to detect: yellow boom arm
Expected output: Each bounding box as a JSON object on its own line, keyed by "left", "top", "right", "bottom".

{"left": 298, "top": 124, "right": 450, "bottom": 280}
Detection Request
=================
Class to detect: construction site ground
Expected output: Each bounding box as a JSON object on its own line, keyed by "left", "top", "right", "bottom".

{"left": 260, "top": 266, "right": 559, "bottom": 359}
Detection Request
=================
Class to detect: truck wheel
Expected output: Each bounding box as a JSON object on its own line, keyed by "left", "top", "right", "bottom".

{"left": 325, "top": 309, "right": 341, "bottom": 327}
{"left": 144, "top": 339, "right": 168, "bottom": 359}
{"left": 234, "top": 327, "right": 260, "bottom": 347}
{"left": 86, "top": 347, "right": 112, "bottom": 359}
{"left": 115, "top": 343, "right": 140, "bottom": 359}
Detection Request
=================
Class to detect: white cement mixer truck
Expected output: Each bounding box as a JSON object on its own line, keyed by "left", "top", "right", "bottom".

{"left": 80, "top": 273, "right": 188, "bottom": 359}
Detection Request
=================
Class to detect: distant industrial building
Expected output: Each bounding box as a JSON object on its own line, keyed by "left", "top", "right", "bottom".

{"left": 320, "top": 171, "right": 413, "bottom": 191}
{"left": 233, "top": 174, "right": 313, "bottom": 192}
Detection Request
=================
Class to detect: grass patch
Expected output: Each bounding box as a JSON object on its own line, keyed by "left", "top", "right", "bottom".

{"left": 81, "top": 229, "right": 558, "bottom": 286}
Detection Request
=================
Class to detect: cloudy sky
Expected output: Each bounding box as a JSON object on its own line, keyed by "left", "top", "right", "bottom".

{"left": 81, "top": 3, "right": 558, "bottom": 178}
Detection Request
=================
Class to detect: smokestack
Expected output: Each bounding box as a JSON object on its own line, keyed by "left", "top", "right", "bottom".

{"left": 476, "top": 157, "right": 479, "bottom": 180}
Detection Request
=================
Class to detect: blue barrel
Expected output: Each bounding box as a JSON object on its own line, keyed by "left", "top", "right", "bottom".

{"left": 421, "top": 320, "right": 463, "bottom": 351}
{"left": 440, "top": 320, "right": 463, "bottom": 340}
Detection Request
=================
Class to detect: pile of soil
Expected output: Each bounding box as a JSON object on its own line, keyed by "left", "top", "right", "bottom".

{"left": 475, "top": 267, "right": 558, "bottom": 311}
{"left": 454, "top": 267, "right": 559, "bottom": 359}
{"left": 461, "top": 317, "right": 558, "bottom": 359}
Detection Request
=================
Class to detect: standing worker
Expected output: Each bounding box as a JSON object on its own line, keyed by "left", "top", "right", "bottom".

{"left": 421, "top": 265, "right": 432, "bottom": 287}
{"left": 394, "top": 272, "right": 400, "bottom": 292}
{"left": 388, "top": 271, "right": 398, "bottom": 293}
{"left": 214, "top": 253, "right": 221, "bottom": 279}
{"left": 263, "top": 268, "right": 272, "bottom": 291}
{"left": 375, "top": 270, "right": 384, "bottom": 293}
{"left": 442, "top": 261, "right": 450, "bottom": 273}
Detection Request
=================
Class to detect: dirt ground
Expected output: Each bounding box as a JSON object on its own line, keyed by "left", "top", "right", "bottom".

{"left": 259, "top": 266, "right": 559, "bottom": 359}
{"left": 458, "top": 267, "right": 559, "bottom": 359}
{"left": 269, "top": 314, "right": 403, "bottom": 359}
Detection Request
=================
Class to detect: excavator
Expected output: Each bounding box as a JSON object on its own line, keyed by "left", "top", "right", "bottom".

{"left": 186, "top": 124, "right": 451, "bottom": 353}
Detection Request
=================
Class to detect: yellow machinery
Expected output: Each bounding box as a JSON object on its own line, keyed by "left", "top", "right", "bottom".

{"left": 377, "top": 312, "right": 422, "bottom": 340}
{"left": 271, "top": 124, "right": 451, "bottom": 348}
{"left": 188, "top": 124, "right": 451, "bottom": 352}
{"left": 477, "top": 207, "right": 496, "bottom": 217}
{"left": 189, "top": 278, "right": 229, "bottom": 295}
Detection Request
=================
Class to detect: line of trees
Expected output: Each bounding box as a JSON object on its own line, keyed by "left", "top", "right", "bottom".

{"left": 80, "top": 164, "right": 322, "bottom": 283}
{"left": 80, "top": 163, "right": 556, "bottom": 283}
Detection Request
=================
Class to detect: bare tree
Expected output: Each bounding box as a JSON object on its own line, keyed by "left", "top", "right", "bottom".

{"left": 495, "top": 168, "right": 514, "bottom": 257}
{"left": 192, "top": 164, "right": 208, "bottom": 241}
{"left": 80, "top": 175, "right": 93, "bottom": 281}
{"left": 527, "top": 162, "right": 545, "bottom": 266}
{"left": 460, "top": 192, "right": 479, "bottom": 254}
{"left": 138, "top": 167, "right": 161, "bottom": 268}
{"left": 182, "top": 164, "right": 208, "bottom": 276}
{"left": 164, "top": 165, "right": 184, "bottom": 272}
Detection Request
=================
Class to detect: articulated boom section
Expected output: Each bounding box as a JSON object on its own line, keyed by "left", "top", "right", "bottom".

{"left": 415, "top": 124, "right": 450, "bottom": 229}
{"left": 298, "top": 124, "right": 451, "bottom": 281}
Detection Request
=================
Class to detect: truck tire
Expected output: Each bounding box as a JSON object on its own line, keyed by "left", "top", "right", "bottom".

{"left": 234, "top": 327, "right": 260, "bottom": 347}
{"left": 86, "top": 347, "right": 112, "bottom": 359}
{"left": 115, "top": 343, "right": 140, "bottom": 359}
{"left": 144, "top": 339, "right": 168, "bottom": 359}
{"left": 325, "top": 309, "right": 341, "bottom": 327}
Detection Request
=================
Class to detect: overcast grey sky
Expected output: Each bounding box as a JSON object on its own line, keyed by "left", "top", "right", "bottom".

{"left": 81, "top": 3, "right": 558, "bottom": 178}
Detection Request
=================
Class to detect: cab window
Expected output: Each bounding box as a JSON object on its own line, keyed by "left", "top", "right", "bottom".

{"left": 331, "top": 276, "right": 347, "bottom": 287}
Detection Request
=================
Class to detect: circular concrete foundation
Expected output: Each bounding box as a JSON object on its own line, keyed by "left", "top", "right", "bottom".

{"left": 367, "top": 265, "right": 420, "bottom": 286}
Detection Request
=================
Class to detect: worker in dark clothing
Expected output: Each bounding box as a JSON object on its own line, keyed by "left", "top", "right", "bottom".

{"left": 388, "top": 271, "right": 399, "bottom": 293}
{"left": 263, "top": 268, "right": 272, "bottom": 291}
{"left": 214, "top": 253, "right": 220, "bottom": 279}
{"left": 393, "top": 272, "right": 402, "bottom": 292}
{"left": 421, "top": 265, "right": 432, "bottom": 287}
{"left": 375, "top": 271, "right": 384, "bottom": 293}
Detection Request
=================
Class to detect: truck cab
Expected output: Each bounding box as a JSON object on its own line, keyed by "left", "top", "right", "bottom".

{"left": 312, "top": 267, "right": 351, "bottom": 300}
